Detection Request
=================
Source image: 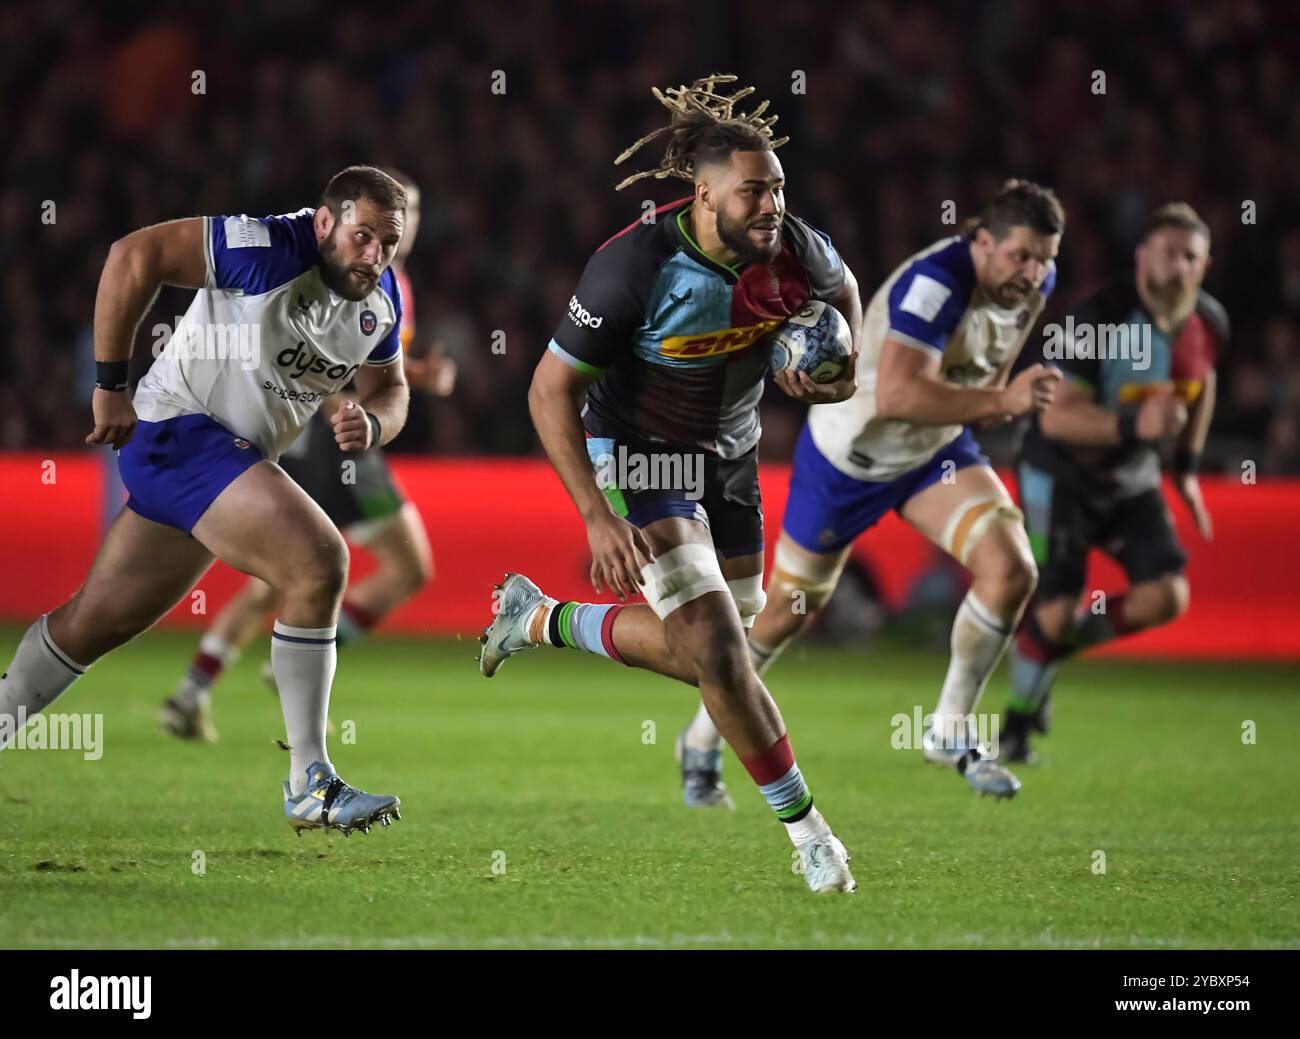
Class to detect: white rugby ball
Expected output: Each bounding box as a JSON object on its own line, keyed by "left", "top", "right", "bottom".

{"left": 768, "top": 300, "right": 851, "bottom": 384}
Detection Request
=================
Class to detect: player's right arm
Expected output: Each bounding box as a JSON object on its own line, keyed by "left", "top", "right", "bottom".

{"left": 873, "top": 259, "right": 1058, "bottom": 426}
{"left": 876, "top": 340, "right": 1059, "bottom": 425}
{"left": 532, "top": 248, "right": 656, "bottom": 601}
{"left": 529, "top": 352, "right": 655, "bottom": 601}
{"left": 1039, "top": 378, "right": 1186, "bottom": 446}
{"left": 88, "top": 218, "right": 207, "bottom": 448}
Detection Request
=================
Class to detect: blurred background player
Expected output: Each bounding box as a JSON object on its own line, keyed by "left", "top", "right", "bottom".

{"left": 0, "top": 166, "right": 410, "bottom": 834}
{"left": 998, "top": 202, "right": 1224, "bottom": 762}
{"left": 679, "top": 181, "right": 1066, "bottom": 802}
{"left": 159, "top": 170, "right": 456, "bottom": 742}
{"left": 477, "top": 76, "right": 863, "bottom": 893}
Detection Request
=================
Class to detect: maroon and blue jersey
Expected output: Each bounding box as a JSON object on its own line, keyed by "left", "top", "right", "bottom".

{"left": 548, "top": 197, "right": 846, "bottom": 458}
{"left": 1021, "top": 276, "right": 1227, "bottom": 496}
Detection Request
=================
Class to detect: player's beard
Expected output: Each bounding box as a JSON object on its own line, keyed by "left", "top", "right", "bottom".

{"left": 319, "top": 234, "right": 380, "bottom": 302}
{"left": 991, "top": 272, "right": 1034, "bottom": 308}
{"left": 1145, "top": 272, "right": 1197, "bottom": 321}
{"left": 717, "top": 209, "right": 783, "bottom": 265}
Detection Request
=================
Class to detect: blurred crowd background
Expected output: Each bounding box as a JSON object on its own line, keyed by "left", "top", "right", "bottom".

{"left": 4, "top": 0, "right": 1300, "bottom": 472}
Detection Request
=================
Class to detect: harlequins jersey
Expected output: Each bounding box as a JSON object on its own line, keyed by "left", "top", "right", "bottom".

{"left": 547, "top": 197, "right": 846, "bottom": 459}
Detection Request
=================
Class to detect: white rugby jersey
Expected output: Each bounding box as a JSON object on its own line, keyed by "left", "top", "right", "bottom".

{"left": 132, "top": 209, "right": 402, "bottom": 459}
{"left": 808, "top": 236, "right": 1054, "bottom": 481}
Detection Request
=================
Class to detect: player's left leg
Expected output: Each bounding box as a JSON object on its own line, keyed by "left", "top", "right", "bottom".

{"left": 900, "top": 451, "right": 1036, "bottom": 798}
{"left": 160, "top": 576, "right": 280, "bottom": 742}
{"left": 192, "top": 460, "right": 400, "bottom": 834}
{"left": 676, "top": 421, "right": 887, "bottom": 806}
{"left": 1001, "top": 486, "right": 1189, "bottom": 761}
{"left": 674, "top": 549, "right": 765, "bottom": 810}
{"left": 335, "top": 502, "right": 434, "bottom": 644}
{"left": 1, "top": 507, "right": 215, "bottom": 757}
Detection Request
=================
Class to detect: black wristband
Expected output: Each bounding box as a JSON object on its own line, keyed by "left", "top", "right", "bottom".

{"left": 95, "top": 360, "right": 130, "bottom": 392}
{"left": 365, "top": 410, "right": 382, "bottom": 449}
{"left": 1116, "top": 406, "right": 1146, "bottom": 447}
{"left": 1174, "top": 447, "right": 1202, "bottom": 475}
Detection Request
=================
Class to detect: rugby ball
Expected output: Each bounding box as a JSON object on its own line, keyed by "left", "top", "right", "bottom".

{"left": 767, "top": 300, "right": 851, "bottom": 384}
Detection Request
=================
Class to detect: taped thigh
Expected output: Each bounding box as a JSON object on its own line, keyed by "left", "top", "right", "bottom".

{"left": 768, "top": 538, "right": 846, "bottom": 610}
{"left": 639, "top": 543, "right": 729, "bottom": 620}
{"left": 939, "top": 493, "right": 1025, "bottom": 566}
{"left": 725, "top": 573, "right": 767, "bottom": 628}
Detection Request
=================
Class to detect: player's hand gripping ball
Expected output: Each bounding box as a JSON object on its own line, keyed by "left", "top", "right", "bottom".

{"left": 767, "top": 300, "right": 852, "bottom": 384}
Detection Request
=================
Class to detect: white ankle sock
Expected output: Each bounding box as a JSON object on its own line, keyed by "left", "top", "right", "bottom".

{"left": 786, "top": 806, "right": 832, "bottom": 847}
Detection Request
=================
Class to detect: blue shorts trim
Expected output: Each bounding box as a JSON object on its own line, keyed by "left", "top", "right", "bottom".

{"left": 782, "top": 424, "right": 989, "bottom": 553}
{"left": 117, "top": 414, "right": 264, "bottom": 533}
{"left": 624, "top": 498, "right": 710, "bottom": 531}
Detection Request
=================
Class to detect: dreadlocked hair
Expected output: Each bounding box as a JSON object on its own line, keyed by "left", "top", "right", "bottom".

{"left": 614, "top": 73, "right": 789, "bottom": 191}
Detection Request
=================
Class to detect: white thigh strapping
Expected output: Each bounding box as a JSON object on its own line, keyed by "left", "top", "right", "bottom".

{"left": 726, "top": 573, "right": 766, "bottom": 628}
{"left": 939, "top": 493, "right": 1025, "bottom": 566}
{"left": 639, "top": 543, "right": 729, "bottom": 620}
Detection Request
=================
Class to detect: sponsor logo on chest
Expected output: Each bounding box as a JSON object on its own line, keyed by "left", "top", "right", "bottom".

{"left": 660, "top": 319, "right": 782, "bottom": 358}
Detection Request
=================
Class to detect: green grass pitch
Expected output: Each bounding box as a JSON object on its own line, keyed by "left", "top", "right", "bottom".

{"left": 0, "top": 625, "right": 1296, "bottom": 949}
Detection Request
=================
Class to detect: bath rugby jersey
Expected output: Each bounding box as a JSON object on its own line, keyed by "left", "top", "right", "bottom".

{"left": 132, "top": 208, "right": 403, "bottom": 459}
{"left": 1020, "top": 275, "right": 1226, "bottom": 496}
{"left": 547, "top": 197, "right": 846, "bottom": 459}
{"left": 808, "top": 235, "right": 1055, "bottom": 482}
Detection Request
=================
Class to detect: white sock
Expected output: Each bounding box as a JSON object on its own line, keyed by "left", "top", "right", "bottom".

{"left": 271, "top": 621, "right": 336, "bottom": 795}
{"left": 0, "top": 616, "right": 88, "bottom": 752}
{"left": 786, "top": 805, "right": 832, "bottom": 847}
{"left": 684, "top": 701, "right": 723, "bottom": 752}
{"left": 932, "top": 593, "right": 1013, "bottom": 746}
{"left": 175, "top": 633, "right": 240, "bottom": 711}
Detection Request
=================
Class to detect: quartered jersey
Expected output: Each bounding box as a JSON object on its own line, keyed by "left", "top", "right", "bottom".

{"left": 808, "top": 235, "right": 1055, "bottom": 482}
{"left": 132, "top": 209, "right": 403, "bottom": 460}
{"left": 547, "top": 197, "right": 847, "bottom": 459}
{"left": 1019, "top": 276, "right": 1226, "bottom": 496}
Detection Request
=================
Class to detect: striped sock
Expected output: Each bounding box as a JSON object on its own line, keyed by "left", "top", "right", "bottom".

{"left": 741, "top": 734, "right": 830, "bottom": 846}
{"left": 337, "top": 600, "right": 379, "bottom": 648}
{"left": 535, "top": 602, "right": 625, "bottom": 662}
{"left": 1007, "top": 609, "right": 1071, "bottom": 713}
{"left": 1071, "top": 593, "right": 1132, "bottom": 650}
{"left": 175, "top": 634, "right": 239, "bottom": 711}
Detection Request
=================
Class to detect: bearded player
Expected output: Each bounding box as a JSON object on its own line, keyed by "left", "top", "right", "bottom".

{"left": 997, "top": 202, "right": 1224, "bottom": 763}
{"left": 679, "top": 181, "right": 1066, "bottom": 803}
{"left": 477, "top": 76, "right": 862, "bottom": 893}
{"left": 158, "top": 169, "right": 455, "bottom": 742}
{"left": 0, "top": 166, "right": 409, "bottom": 835}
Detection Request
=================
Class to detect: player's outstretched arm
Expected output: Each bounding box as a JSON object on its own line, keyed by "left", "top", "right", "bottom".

{"left": 874, "top": 336, "right": 1059, "bottom": 426}
{"left": 1040, "top": 378, "right": 1186, "bottom": 447}
{"left": 87, "top": 217, "right": 208, "bottom": 448}
{"left": 528, "top": 350, "right": 654, "bottom": 600}
{"left": 334, "top": 360, "right": 409, "bottom": 452}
